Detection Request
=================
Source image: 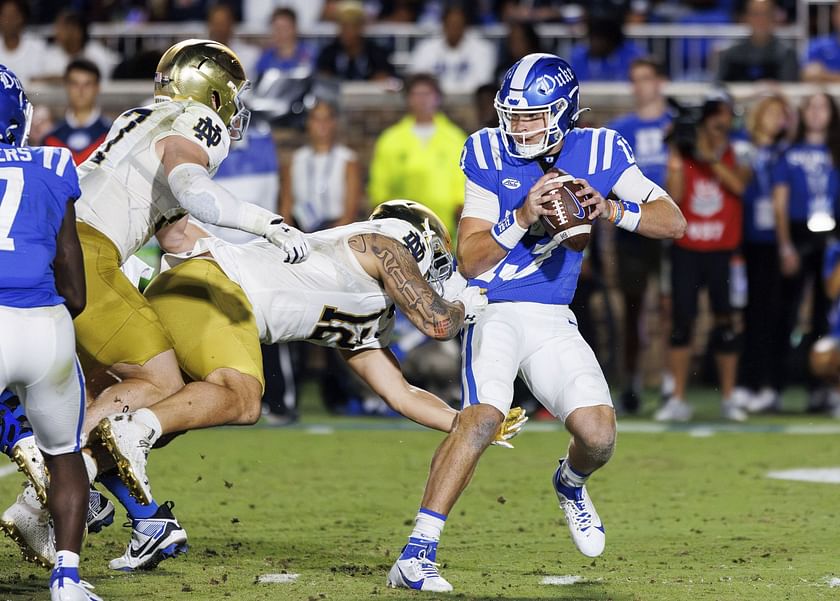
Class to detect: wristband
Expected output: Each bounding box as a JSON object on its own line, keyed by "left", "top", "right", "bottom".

{"left": 491, "top": 210, "right": 528, "bottom": 251}
{"left": 615, "top": 200, "right": 641, "bottom": 232}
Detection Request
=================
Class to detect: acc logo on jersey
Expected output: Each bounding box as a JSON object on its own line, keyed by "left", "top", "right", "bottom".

{"left": 193, "top": 116, "right": 223, "bottom": 148}
{"left": 502, "top": 178, "right": 521, "bottom": 190}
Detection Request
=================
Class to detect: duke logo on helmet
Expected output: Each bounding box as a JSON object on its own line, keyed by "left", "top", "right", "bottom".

{"left": 0, "top": 65, "right": 32, "bottom": 147}
{"left": 495, "top": 53, "right": 587, "bottom": 159}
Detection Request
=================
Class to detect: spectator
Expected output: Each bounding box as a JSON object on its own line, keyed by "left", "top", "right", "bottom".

{"left": 717, "top": 0, "right": 798, "bottom": 82}
{"left": 244, "top": 0, "right": 326, "bottom": 29}
{"left": 658, "top": 91, "right": 752, "bottom": 422}
{"left": 27, "top": 105, "right": 54, "bottom": 147}
{"left": 495, "top": 21, "right": 544, "bottom": 81}
{"left": 772, "top": 92, "right": 840, "bottom": 411}
{"left": 474, "top": 82, "right": 498, "bottom": 130}
{"left": 808, "top": 239, "right": 840, "bottom": 417}
{"left": 316, "top": 0, "right": 395, "bottom": 81}
{"left": 368, "top": 74, "right": 466, "bottom": 238}
{"left": 607, "top": 57, "right": 673, "bottom": 414}
{"left": 736, "top": 94, "right": 790, "bottom": 412}
{"left": 377, "top": 0, "right": 425, "bottom": 22}
{"left": 802, "top": 0, "right": 840, "bottom": 83}
{"left": 41, "top": 10, "right": 120, "bottom": 81}
{"left": 280, "top": 100, "right": 361, "bottom": 232}
{"left": 255, "top": 7, "right": 316, "bottom": 82}
{"left": 674, "top": 0, "right": 732, "bottom": 81}
{"left": 0, "top": 0, "right": 47, "bottom": 85}
{"left": 207, "top": 2, "right": 261, "bottom": 77}
{"left": 409, "top": 5, "right": 495, "bottom": 94}
{"left": 43, "top": 59, "right": 111, "bottom": 165}
{"left": 569, "top": 14, "right": 644, "bottom": 81}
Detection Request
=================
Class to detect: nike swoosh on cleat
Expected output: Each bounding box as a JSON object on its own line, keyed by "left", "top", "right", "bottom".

{"left": 397, "top": 566, "right": 424, "bottom": 589}
{"left": 129, "top": 525, "right": 166, "bottom": 558}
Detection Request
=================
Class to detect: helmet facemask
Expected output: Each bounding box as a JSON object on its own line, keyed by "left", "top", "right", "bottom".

{"left": 227, "top": 80, "right": 251, "bottom": 141}
{"left": 423, "top": 222, "right": 454, "bottom": 290}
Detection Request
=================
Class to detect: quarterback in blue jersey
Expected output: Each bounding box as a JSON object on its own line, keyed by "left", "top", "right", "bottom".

{"left": 0, "top": 65, "right": 104, "bottom": 601}
{"left": 388, "top": 53, "right": 686, "bottom": 592}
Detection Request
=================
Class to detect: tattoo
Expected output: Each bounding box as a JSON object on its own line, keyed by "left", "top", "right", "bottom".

{"left": 348, "top": 235, "right": 367, "bottom": 253}
{"left": 365, "top": 234, "right": 464, "bottom": 339}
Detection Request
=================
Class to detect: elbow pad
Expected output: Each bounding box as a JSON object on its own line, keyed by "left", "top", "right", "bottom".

{"left": 167, "top": 163, "right": 277, "bottom": 236}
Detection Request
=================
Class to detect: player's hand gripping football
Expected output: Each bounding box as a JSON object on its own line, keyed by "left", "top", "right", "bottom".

{"left": 491, "top": 406, "right": 529, "bottom": 449}
{"left": 573, "top": 177, "right": 609, "bottom": 220}
{"left": 264, "top": 218, "right": 310, "bottom": 263}
{"left": 518, "top": 171, "right": 566, "bottom": 227}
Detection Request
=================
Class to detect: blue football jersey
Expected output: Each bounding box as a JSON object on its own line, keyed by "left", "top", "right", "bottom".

{"left": 461, "top": 127, "right": 636, "bottom": 304}
{"left": 0, "top": 145, "right": 80, "bottom": 309}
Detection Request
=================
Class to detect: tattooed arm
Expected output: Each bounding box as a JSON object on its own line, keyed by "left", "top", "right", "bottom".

{"left": 349, "top": 233, "right": 465, "bottom": 340}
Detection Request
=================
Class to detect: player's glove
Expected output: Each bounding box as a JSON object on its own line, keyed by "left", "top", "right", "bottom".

{"left": 456, "top": 285, "right": 488, "bottom": 325}
{"left": 491, "top": 407, "right": 528, "bottom": 449}
{"left": 264, "top": 218, "right": 310, "bottom": 264}
{"left": 441, "top": 270, "right": 468, "bottom": 301}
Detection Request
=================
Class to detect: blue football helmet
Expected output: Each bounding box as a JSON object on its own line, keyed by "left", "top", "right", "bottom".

{"left": 495, "top": 53, "right": 585, "bottom": 159}
{"left": 0, "top": 65, "right": 32, "bottom": 147}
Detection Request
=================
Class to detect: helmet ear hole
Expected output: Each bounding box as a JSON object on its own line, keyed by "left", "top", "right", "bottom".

{"left": 211, "top": 90, "right": 221, "bottom": 111}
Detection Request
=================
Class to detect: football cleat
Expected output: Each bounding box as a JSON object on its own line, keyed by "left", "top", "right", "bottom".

{"left": 387, "top": 547, "right": 453, "bottom": 592}
{"left": 50, "top": 567, "right": 103, "bottom": 601}
{"left": 86, "top": 488, "right": 115, "bottom": 534}
{"left": 91, "top": 414, "right": 156, "bottom": 505}
{"left": 553, "top": 465, "right": 605, "bottom": 558}
{"left": 653, "top": 397, "right": 693, "bottom": 422}
{"left": 0, "top": 482, "right": 55, "bottom": 567}
{"left": 109, "top": 501, "right": 188, "bottom": 571}
{"left": 11, "top": 436, "right": 49, "bottom": 507}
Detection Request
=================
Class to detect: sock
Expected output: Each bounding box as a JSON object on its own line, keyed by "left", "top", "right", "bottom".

{"left": 100, "top": 471, "right": 159, "bottom": 520}
{"left": 81, "top": 451, "right": 98, "bottom": 483}
{"left": 133, "top": 408, "right": 163, "bottom": 443}
{"left": 52, "top": 551, "right": 80, "bottom": 584}
{"left": 557, "top": 458, "right": 589, "bottom": 489}
{"left": 410, "top": 507, "right": 446, "bottom": 542}
{"left": 401, "top": 508, "right": 446, "bottom": 562}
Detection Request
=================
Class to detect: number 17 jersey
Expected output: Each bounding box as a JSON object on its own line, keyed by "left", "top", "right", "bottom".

{"left": 461, "top": 126, "right": 636, "bottom": 304}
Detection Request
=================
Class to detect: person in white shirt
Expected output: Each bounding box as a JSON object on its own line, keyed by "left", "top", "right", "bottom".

{"left": 0, "top": 0, "right": 47, "bottom": 85}
{"left": 41, "top": 10, "right": 120, "bottom": 81}
{"left": 409, "top": 5, "right": 495, "bottom": 95}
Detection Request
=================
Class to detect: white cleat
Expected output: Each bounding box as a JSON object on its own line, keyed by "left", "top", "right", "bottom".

{"left": 91, "top": 414, "right": 156, "bottom": 505}
{"left": 553, "top": 467, "right": 605, "bottom": 558}
{"left": 0, "top": 482, "right": 55, "bottom": 567}
{"left": 11, "top": 436, "right": 49, "bottom": 506}
{"left": 387, "top": 551, "right": 453, "bottom": 592}
{"left": 109, "top": 501, "right": 188, "bottom": 571}
{"left": 50, "top": 569, "right": 103, "bottom": 601}
{"left": 653, "top": 397, "right": 693, "bottom": 422}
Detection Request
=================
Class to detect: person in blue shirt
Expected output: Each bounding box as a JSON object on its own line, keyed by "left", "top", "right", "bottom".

{"left": 773, "top": 91, "right": 840, "bottom": 411}
{"left": 803, "top": 0, "right": 840, "bottom": 83}
{"left": 607, "top": 56, "right": 673, "bottom": 413}
{"left": 387, "top": 53, "right": 687, "bottom": 593}
{"left": 736, "top": 94, "right": 790, "bottom": 412}
{"left": 0, "top": 64, "right": 103, "bottom": 601}
{"left": 569, "top": 15, "right": 644, "bottom": 82}
{"left": 253, "top": 7, "right": 315, "bottom": 82}
{"left": 808, "top": 238, "right": 840, "bottom": 416}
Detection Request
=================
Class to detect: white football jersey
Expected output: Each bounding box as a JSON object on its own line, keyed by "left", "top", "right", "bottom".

{"left": 162, "top": 218, "right": 425, "bottom": 349}
{"left": 76, "top": 99, "right": 230, "bottom": 261}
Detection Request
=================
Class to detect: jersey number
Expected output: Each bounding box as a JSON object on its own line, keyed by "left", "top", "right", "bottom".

{"left": 0, "top": 167, "right": 24, "bottom": 251}
{"left": 308, "top": 305, "right": 390, "bottom": 349}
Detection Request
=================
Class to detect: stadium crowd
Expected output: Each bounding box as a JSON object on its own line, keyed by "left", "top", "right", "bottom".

{"left": 4, "top": 0, "right": 840, "bottom": 426}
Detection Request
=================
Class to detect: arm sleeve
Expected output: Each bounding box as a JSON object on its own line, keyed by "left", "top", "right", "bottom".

{"left": 167, "top": 163, "right": 278, "bottom": 236}
{"left": 612, "top": 164, "right": 668, "bottom": 205}
{"left": 461, "top": 179, "right": 501, "bottom": 222}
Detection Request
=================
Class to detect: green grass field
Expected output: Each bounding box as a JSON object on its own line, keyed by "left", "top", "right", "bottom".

{"left": 1, "top": 389, "right": 839, "bottom": 601}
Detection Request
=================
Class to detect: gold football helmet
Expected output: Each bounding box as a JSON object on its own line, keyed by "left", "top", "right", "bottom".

{"left": 154, "top": 39, "right": 251, "bottom": 140}
{"left": 370, "top": 200, "right": 454, "bottom": 287}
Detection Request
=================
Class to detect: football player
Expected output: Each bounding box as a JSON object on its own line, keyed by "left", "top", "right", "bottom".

{"left": 71, "top": 37, "right": 308, "bottom": 451}
{"left": 0, "top": 65, "right": 104, "bottom": 601}
{"left": 387, "top": 53, "right": 687, "bottom": 592}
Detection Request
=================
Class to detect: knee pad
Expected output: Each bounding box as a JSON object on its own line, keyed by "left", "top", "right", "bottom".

{"left": 710, "top": 322, "right": 741, "bottom": 353}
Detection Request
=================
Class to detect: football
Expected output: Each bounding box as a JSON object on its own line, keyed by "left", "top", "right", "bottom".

{"left": 539, "top": 168, "right": 592, "bottom": 252}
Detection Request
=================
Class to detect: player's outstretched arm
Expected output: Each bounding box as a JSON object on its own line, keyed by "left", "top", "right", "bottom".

{"left": 54, "top": 201, "right": 86, "bottom": 317}
{"left": 341, "top": 348, "right": 457, "bottom": 432}
{"left": 350, "top": 233, "right": 468, "bottom": 340}
{"left": 158, "top": 136, "right": 309, "bottom": 263}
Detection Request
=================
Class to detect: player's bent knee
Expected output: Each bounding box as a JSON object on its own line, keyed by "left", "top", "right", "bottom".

{"left": 206, "top": 368, "right": 263, "bottom": 425}
{"left": 458, "top": 404, "right": 506, "bottom": 447}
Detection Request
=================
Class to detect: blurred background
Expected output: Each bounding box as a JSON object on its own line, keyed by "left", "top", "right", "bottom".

{"left": 7, "top": 0, "right": 840, "bottom": 425}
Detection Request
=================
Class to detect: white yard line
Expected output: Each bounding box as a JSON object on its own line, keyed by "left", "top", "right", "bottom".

{"left": 541, "top": 575, "right": 585, "bottom": 585}
{"left": 257, "top": 573, "right": 299, "bottom": 584}
{"left": 767, "top": 467, "right": 840, "bottom": 484}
